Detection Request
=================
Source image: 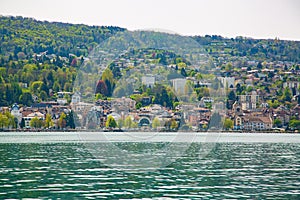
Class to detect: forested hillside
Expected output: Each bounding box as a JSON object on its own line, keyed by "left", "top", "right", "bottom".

{"left": 0, "top": 15, "right": 299, "bottom": 107}
{"left": 0, "top": 15, "right": 125, "bottom": 58}
{"left": 0, "top": 16, "right": 125, "bottom": 106}
{"left": 193, "top": 35, "right": 300, "bottom": 63}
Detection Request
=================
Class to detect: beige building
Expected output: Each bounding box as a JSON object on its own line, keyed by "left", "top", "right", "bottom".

{"left": 23, "top": 111, "right": 45, "bottom": 128}
{"left": 238, "top": 91, "right": 260, "bottom": 110}
{"left": 243, "top": 116, "right": 273, "bottom": 131}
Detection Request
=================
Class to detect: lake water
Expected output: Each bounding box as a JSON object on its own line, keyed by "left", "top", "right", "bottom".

{"left": 0, "top": 132, "right": 300, "bottom": 199}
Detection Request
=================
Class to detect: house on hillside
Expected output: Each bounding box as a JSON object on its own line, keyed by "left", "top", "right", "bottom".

{"left": 232, "top": 100, "right": 272, "bottom": 131}
{"left": 72, "top": 91, "right": 81, "bottom": 104}
{"left": 23, "top": 111, "right": 44, "bottom": 128}
{"left": 243, "top": 115, "right": 273, "bottom": 131}
{"left": 11, "top": 103, "right": 22, "bottom": 127}
{"left": 273, "top": 105, "right": 291, "bottom": 127}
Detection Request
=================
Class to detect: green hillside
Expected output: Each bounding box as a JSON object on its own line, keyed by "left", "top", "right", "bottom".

{"left": 0, "top": 16, "right": 124, "bottom": 106}
{"left": 193, "top": 35, "right": 300, "bottom": 63}
{"left": 0, "top": 15, "right": 299, "bottom": 107}
{"left": 0, "top": 15, "right": 125, "bottom": 58}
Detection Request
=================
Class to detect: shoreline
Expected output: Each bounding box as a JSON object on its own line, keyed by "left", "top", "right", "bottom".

{"left": 1, "top": 131, "right": 300, "bottom": 144}
{"left": 0, "top": 129, "right": 298, "bottom": 134}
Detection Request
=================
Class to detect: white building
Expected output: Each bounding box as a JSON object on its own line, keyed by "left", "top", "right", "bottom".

{"left": 11, "top": 103, "right": 22, "bottom": 127}
{"left": 218, "top": 77, "right": 235, "bottom": 88}
{"left": 142, "top": 75, "right": 155, "bottom": 87}
{"left": 72, "top": 91, "right": 81, "bottom": 104}
{"left": 57, "top": 98, "right": 68, "bottom": 105}
{"left": 283, "top": 81, "right": 299, "bottom": 95}
{"left": 71, "top": 102, "right": 93, "bottom": 112}
{"left": 57, "top": 91, "right": 72, "bottom": 105}
{"left": 172, "top": 78, "right": 186, "bottom": 95}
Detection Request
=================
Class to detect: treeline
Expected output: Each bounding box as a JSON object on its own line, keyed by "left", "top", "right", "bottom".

{"left": 0, "top": 16, "right": 125, "bottom": 60}
{"left": 193, "top": 35, "right": 300, "bottom": 62}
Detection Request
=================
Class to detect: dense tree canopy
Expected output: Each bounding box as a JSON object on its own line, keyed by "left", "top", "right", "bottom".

{"left": 0, "top": 16, "right": 125, "bottom": 106}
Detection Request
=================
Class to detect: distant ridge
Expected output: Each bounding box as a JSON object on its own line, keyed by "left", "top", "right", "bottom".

{"left": 1, "top": 15, "right": 299, "bottom": 63}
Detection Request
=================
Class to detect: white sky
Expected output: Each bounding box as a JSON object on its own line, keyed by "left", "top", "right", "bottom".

{"left": 0, "top": 0, "right": 299, "bottom": 40}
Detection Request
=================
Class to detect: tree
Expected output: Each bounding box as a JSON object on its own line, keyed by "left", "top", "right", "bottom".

{"left": 101, "top": 68, "right": 115, "bottom": 96}
{"left": 195, "top": 87, "right": 210, "bottom": 100}
{"left": 273, "top": 118, "right": 282, "bottom": 128}
{"left": 10, "top": 82, "right": 23, "bottom": 104}
{"left": 289, "top": 119, "right": 300, "bottom": 130}
{"left": 39, "top": 90, "right": 48, "bottom": 101}
{"left": 66, "top": 111, "right": 75, "bottom": 129}
{"left": 236, "top": 83, "right": 243, "bottom": 94}
{"left": 40, "top": 82, "right": 49, "bottom": 95}
{"left": 136, "top": 102, "right": 142, "bottom": 109}
{"left": 31, "top": 81, "right": 43, "bottom": 94}
{"left": 20, "top": 118, "right": 25, "bottom": 128}
{"left": 30, "top": 117, "right": 43, "bottom": 129}
{"left": 224, "top": 118, "right": 234, "bottom": 130}
{"left": 58, "top": 112, "right": 67, "bottom": 129}
{"left": 228, "top": 90, "right": 236, "bottom": 101}
{"left": 225, "top": 62, "right": 233, "bottom": 72}
{"left": 53, "top": 81, "right": 61, "bottom": 92}
{"left": 19, "top": 92, "right": 33, "bottom": 106}
{"left": 44, "top": 113, "right": 54, "bottom": 129}
{"left": 95, "top": 80, "right": 108, "bottom": 96}
{"left": 196, "top": 73, "right": 203, "bottom": 81}
{"left": 4, "top": 111, "right": 16, "bottom": 129}
{"left": 257, "top": 62, "right": 263, "bottom": 69}
{"left": 177, "top": 62, "right": 187, "bottom": 69}
{"left": 267, "top": 100, "right": 280, "bottom": 109}
{"left": 124, "top": 116, "right": 133, "bottom": 128}
{"left": 153, "top": 84, "right": 173, "bottom": 108}
{"left": 152, "top": 117, "right": 161, "bottom": 129}
{"left": 64, "top": 82, "right": 72, "bottom": 92}
{"left": 0, "top": 113, "right": 8, "bottom": 129}
{"left": 283, "top": 87, "right": 292, "bottom": 102}
{"left": 95, "top": 93, "right": 104, "bottom": 100}
{"left": 170, "top": 119, "right": 178, "bottom": 130}
{"left": 117, "top": 118, "right": 124, "bottom": 129}
{"left": 106, "top": 115, "right": 117, "bottom": 128}
{"left": 180, "top": 67, "right": 187, "bottom": 77}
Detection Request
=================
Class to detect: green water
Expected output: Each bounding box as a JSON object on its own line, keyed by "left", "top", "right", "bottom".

{"left": 0, "top": 134, "right": 300, "bottom": 199}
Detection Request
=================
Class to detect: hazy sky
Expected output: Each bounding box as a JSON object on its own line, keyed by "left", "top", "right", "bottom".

{"left": 0, "top": 0, "right": 299, "bottom": 40}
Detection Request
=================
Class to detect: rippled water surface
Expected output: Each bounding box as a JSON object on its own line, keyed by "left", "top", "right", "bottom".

{"left": 0, "top": 133, "right": 300, "bottom": 199}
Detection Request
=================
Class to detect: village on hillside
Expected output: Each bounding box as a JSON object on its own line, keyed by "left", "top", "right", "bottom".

{"left": 0, "top": 17, "right": 299, "bottom": 132}
{"left": 1, "top": 51, "right": 299, "bottom": 132}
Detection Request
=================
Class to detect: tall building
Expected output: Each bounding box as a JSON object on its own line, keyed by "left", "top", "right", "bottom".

{"left": 172, "top": 78, "right": 187, "bottom": 95}
{"left": 217, "top": 77, "right": 235, "bottom": 88}
{"left": 238, "top": 91, "right": 260, "bottom": 110}
{"left": 142, "top": 75, "right": 155, "bottom": 87}
{"left": 283, "top": 81, "right": 299, "bottom": 95}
